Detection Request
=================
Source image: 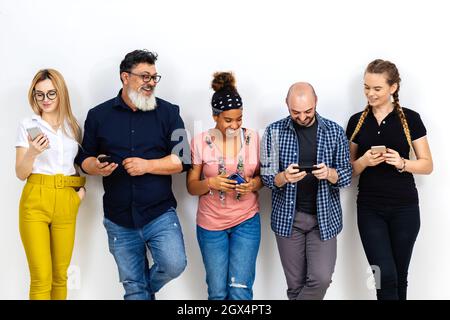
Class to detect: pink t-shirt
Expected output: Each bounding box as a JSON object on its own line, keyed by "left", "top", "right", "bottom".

{"left": 191, "top": 128, "right": 260, "bottom": 231}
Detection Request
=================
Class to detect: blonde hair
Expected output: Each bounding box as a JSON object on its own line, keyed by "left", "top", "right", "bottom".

{"left": 27, "top": 69, "right": 82, "bottom": 143}
{"left": 349, "top": 59, "right": 412, "bottom": 149}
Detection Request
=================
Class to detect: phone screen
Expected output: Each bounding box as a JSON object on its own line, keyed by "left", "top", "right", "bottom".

{"left": 228, "top": 173, "right": 246, "bottom": 184}
{"left": 98, "top": 155, "right": 112, "bottom": 163}
{"left": 371, "top": 146, "right": 386, "bottom": 154}
{"left": 293, "top": 165, "right": 316, "bottom": 173}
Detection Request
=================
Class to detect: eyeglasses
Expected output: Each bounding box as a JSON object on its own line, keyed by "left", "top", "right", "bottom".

{"left": 126, "top": 71, "right": 161, "bottom": 83}
{"left": 34, "top": 90, "right": 57, "bottom": 101}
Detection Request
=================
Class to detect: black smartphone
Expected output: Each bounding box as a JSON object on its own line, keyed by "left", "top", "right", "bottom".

{"left": 227, "top": 172, "right": 247, "bottom": 184}
{"left": 293, "top": 165, "right": 317, "bottom": 173}
{"left": 97, "top": 155, "right": 112, "bottom": 163}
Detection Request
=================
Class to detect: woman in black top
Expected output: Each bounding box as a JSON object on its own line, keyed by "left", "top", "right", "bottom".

{"left": 346, "top": 59, "right": 433, "bottom": 300}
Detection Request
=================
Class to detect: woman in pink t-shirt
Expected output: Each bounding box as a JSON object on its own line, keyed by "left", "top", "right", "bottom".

{"left": 187, "top": 72, "right": 263, "bottom": 300}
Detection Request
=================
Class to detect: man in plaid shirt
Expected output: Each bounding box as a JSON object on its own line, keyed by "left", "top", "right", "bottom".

{"left": 261, "top": 82, "right": 352, "bottom": 300}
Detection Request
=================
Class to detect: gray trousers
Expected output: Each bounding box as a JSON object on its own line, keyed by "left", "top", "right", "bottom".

{"left": 276, "top": 211, "right": 337, "bottom": 300}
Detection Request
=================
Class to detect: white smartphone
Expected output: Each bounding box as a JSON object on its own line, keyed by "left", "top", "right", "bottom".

{"left": 371, "top": 145, "right": 386, "bottom": 154}
{"left": 26, "top": 127, "right": 43, "bottom": 140}
{"left": 26, "top": 127, "right": 50, "bottom": 148}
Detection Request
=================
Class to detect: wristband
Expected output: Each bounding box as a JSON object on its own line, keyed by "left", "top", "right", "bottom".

{"left": 397, "top": 157, "right": 406, "bottom": 173}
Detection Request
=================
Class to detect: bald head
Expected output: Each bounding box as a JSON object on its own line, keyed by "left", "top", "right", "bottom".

{"left": 286, "top": 82, "right": 317, "bottom": 103}
{"left": 286, "top": 82, "right": 317, "bottom": 127}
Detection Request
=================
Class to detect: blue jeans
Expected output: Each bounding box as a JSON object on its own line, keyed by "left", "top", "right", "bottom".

{"left": 196, "top": 213, "right": 261, "bottom": 300}
{"left": 103, "top": 208, "right": 187, "bottom": 300}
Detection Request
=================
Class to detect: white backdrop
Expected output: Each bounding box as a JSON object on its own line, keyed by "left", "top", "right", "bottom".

{"left": 1, "top": 0, "right": 449, "bottom": 300}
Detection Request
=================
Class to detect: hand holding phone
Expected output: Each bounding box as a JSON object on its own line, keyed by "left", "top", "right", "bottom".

{"left": 97, "top": 155, "right": 113, "bottom": 163}
{"left": 95, "top": 155, "right": 118, "bottom": 177}
{"left": 371, "top": 145, "right": 386, "bottom": 154}
{"left": 227, "top": 172, "right": 247, "bottom": 184}
{"left": 26, "top": 127, "right": 43, "bottom": 141}
{"left": 292, "top": 165, "right": 317, "bottom": 173}
{"left": 26, "top": 127, "right": 50, "bottom": 150}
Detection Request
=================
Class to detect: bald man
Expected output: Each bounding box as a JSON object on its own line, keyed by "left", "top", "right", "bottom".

{"left": 260, "top": 82, "right": 352, "bottom": 300}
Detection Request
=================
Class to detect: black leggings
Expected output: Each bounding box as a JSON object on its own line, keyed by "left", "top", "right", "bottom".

{"left": 357, "top": 204, "right": 420, "bottom": 300}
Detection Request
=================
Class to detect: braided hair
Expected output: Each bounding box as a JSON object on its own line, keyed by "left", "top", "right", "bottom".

{"left": 349, "top": 59, "right": 413, "bottom": 150}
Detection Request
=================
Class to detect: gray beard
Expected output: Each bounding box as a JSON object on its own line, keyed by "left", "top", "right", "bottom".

{"left": 128, "top": 88, "right": 157, "bottom": 111}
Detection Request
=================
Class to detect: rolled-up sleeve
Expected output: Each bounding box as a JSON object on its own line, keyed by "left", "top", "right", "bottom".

{"left": 168, "top": 105, "right": 191, "bottom": 173}
{"left": 330, "top": 127, "right": 352, "bottom": 189}
{"left": 75, "top": 109, "right": 98, "bottom": 172}
{"left": 260, "top": 126, "right": 283, "bottom": 191}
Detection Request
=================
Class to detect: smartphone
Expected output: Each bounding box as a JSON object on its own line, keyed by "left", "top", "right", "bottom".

{"left": 371, "top": 145, "right": 386, "bottom": 154}
{"left": 97, "top": 155, "right": 112, "bottom": 163}
{"left": 26, "top": 127, "right": 43, "bottom": 141}
{"left": 227, "top": 172, "right": 247, "bottom": 184}
{"left": 292, "top": 165, "right": 317, "bottom": 173}
{"left": 26, "top": 126, "right": 50, "bottom": 149}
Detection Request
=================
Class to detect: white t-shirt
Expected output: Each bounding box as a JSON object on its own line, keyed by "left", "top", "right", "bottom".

{"left": 15, "top": 114, "right": 79, "bottom": 176}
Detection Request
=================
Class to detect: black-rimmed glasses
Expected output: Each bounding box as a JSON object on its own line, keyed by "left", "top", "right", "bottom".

{"left": 126, "top": 72, "right": 161, "bottom": 83}
{"left": 34, "top": 90, "right": 57, "bottom": 101}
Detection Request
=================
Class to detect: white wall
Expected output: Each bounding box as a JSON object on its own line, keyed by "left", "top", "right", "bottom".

{"left": 1, "top": 0, "right": 449, "bottom": 299}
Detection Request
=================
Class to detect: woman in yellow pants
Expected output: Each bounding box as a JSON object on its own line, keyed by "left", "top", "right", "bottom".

{"left": 15, "top": 69, "right": 86, "bottom": 300}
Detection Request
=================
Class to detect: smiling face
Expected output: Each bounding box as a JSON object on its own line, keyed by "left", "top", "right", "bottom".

{"left": 286, "top": 93, "right": 316, "bottom": 127}
{"left": 213, "top": 109, "right": 243, "bottom": 137}
{"left": 122, "top": 63, "right": 157, "bottom": 96}
{"left": 364, "top": 72, "right": 398, "bottom": 109}
{"left": 121, "top": 63, "right": 158, "bottom": 111}
{"left": 34, "top": 79, "right": 59, "bottom": 115}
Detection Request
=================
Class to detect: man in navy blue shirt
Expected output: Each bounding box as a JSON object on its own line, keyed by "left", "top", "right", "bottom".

{"left": 75, "top": 50, "right": 190, "bottom": 300}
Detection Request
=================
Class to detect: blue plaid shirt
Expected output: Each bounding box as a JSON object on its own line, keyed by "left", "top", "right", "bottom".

{"left": 260, "top": 113, "right": 352, "bottom": 240}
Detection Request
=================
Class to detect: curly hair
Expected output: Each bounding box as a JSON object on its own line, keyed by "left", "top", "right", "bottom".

{"left": 211, "top": 72, "right": 237, "bottom": 93}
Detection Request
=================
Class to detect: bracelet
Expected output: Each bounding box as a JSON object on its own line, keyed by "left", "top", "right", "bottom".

{"left": 397, "top": 157, "right": 406, "bottom": 173}
{"left": 206, "top": 178, "right": 214, "bottom": 195}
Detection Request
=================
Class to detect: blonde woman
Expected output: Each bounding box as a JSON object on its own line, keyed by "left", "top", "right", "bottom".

{"left": 15, "top": 69, "right": 85, "bottom": 299}
{"left": 346, "top": 59, "right": 433, "bottom": 300}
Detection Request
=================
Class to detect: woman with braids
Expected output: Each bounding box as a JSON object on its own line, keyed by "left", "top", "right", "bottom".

{"left": 346, "top": 59, "right": 433, "bottom": 300}
{"left": 187, "top": 72, "right": 263, "bottom": 300}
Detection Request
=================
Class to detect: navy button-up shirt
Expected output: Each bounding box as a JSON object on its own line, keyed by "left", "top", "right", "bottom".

{"left": 75, "top": 90, "right": 190, "bottom": 228}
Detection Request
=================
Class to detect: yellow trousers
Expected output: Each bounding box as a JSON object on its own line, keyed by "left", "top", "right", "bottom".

{"left": 19, "top": 174, "right": 84, "bottom": 300}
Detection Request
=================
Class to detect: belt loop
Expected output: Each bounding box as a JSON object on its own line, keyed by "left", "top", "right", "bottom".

{"left": 55, "top": 174, "right": 64, "bottom": 189}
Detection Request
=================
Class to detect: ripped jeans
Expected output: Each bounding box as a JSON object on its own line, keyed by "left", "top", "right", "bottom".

{"left": 104, "top": 208, "right": 187, "bottom": 300}
{"left": 196, "top": 213, "right": 260, "bottom": 300}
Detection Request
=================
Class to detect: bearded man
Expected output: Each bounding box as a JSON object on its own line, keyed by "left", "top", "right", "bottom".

{"left": 75, "top": 49, "right": 190, "bottom": 300}
{"left": 260, "top": 82, "right": 352, "bottom": 300}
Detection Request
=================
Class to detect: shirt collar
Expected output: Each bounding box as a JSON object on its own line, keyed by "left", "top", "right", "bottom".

{"left": 30, "top": 113, "right": 70, "bottom": 132}
{"left": 368, "top": 107, "right": 396, "bottom": 120}
{"left": 30, "top": 114, "right": 52, "bottom": 131}
{"left": 113, "top": 89, "right": 159, "bottom": 112}
{"left": 113, "top": 89, "right": 134, "bottom": 111}
{"left": 31, "top": 114, "right": 41, "bottom": 122}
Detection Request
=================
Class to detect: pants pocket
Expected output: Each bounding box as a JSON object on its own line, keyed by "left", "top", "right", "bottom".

{"left": 64, "top": 188, "right": 81, "bottom": 220}
{"left": 19, "top": 183, "right": 44, "bottom": 220}
{"left": 19, "top": 183, "right": 34, "bottom": 204}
